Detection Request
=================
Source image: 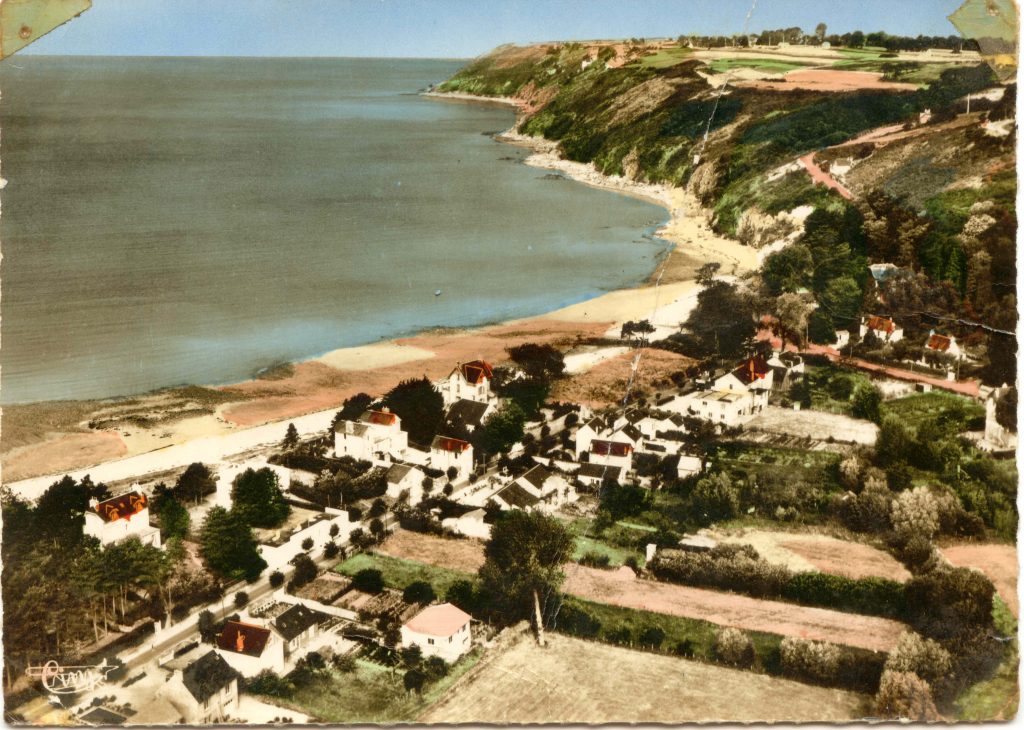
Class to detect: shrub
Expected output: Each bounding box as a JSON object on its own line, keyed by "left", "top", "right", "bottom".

{"left": 352, "top": 568, "right": 385, "bottom": 594}
{"left": 552, "top": 603, "right": 602, "bottom": 638}
{"left": 402, "top": 581, "right": 437, "bottom": 605}
{"left": 578, "top": 551, "right": 612, "bottom": 568}
{"left": 781, "top": 572, "right": 906, "bottom": 619}
{"left": 884, "top": 632, "right": 952, "bottom": 684}
{"left": 673, "top": 639, "right": 695, "bottom": 657}
{"left": 245, "top": 670, "right": 294, "bottom": 698}
{"left": 301, "top": 537, "right": 314, "bottom": 551}
{"left": 780, "top": 637, "right": 841, "bottom": 684}
{"left": 323, "top": 541, "right": 340, "bottom": 559}
{"left": 638, "top": 626, "right": 666, "bottom": 649}
{"left": 904, "top": 567, "right": 994, "bottom": 640}
{"left": 404, "top": 668, "right": 426, "bottom": 694}
{"left": 332, "top": 653, "right": 357, "bottom": 673}
{"left": 269, "top": 570, "right": 285, "bottom": 588}
{"left": 875, "top": 670, "right": 940, "bottom": 721}
{"left": 690, "top": 472, "right": 739, "bottom": 524}
{"left": 606, "top": 625, "right": 633, "bottom": 646}
{"left": 891, "top": 486, "right": 939, "bottom": 541}
{"left": 234, "top": 591, "right": 249, "bottom": 608}
{"left": 424, "top": 656, "right": 449, "bottom": 681}
{"left": 288, "top": 554, "right": 318, "bottom": 591}
{"left": 714, "top": 627, "right": 754, "bottom": 668}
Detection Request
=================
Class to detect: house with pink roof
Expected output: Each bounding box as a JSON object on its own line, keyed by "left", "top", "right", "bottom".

{"left": 399, "top": 603, "right": 473, "bottom": 662}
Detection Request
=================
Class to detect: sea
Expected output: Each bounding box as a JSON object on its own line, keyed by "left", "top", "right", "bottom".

{"left": 0, "top": 57, "right": 667, "bottom": 404}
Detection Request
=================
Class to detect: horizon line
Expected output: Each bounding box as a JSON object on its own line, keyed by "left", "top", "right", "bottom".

{"left": 13, "top": 53, "right": 474, "bottom": 61}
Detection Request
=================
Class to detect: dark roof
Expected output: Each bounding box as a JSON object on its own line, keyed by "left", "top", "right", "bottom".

{"left": 590, "top": 440, "right": 633, "bottom": 457}
{"left": 495, "top": 483, "right": 540, "bottom": 508}
{"left": 93, "top": 492, "right": 148, "bottom": 523}
{"left": 623, "top": 410, "right": 645, "bottom": 424}
{"left": 216, "top": 621, "right": 272, "bottom": 657}
{"left": 454, "top": 360, "right": 494, "bottom": 384}
{"left": 79, "top": 707, "right": 127, "bottom": 726}
{"left": 619, "top": 425, "right": 643, "bottom": 443}
{"left": 577, "top": 463, "right": 622, "bottom": 481}
{"left": 432, "top": 435, "right": 471, "bottom": 453}
{"left": 182, "top": 651, "right": 237, "bottom": 704}
{"left": 387, "top": 463, "right": 415, "bottom": 484}
{"left": 519, "top": 464, "right": 553, "bottom": 490}
{"left": 730, "top": 355, "right": 772, "bottom": 386}
{"left": 581, "top": 416, "right": 609, "bottom": 432}
{"left": 274, "top": 603, "right": 327, "bottom": 642}
{"left": 445, "top": 398, "right": 491, "bottom": 428}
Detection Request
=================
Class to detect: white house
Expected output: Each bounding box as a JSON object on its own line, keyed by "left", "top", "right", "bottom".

{"left": 215, "top": 620, "right": 285, "bottom": 678}
{"left": 158, "top": 651, "right": 239, "bottom": 724}
{"left": 257, "top": 509, "right": 352, "bottom": 571}
{"left": 588, "top": 439, "right": 634, "bottom": 471}
{"left": 386, "top": 463, "right": 426, "bottom": 504}
{"left": 713, "top": 354, "right": 774, "bottom": 411}
{"left": 924, "top": 331, "right": 964, "bottom": 360}
{"left": 574, "top": 416, "right": 612, "bottom": 459}
{"left": 830, "top": 157, "right": 854, "bottom": 177}
{"left": 491, "top": 465, "right": 576, "bottom": 513}
{"left": 272, "top": 603, "right": 329, "bottom": 660}
{"left": 400, "top": 603, "right": 473, "bottom": 663}
{"left": 430, "top": 435, "right": 474, "bottom": 478}
{"left": 441, "top": 508, "right": 491, "bottom": 539}
{"left": 437, "top": 360, "right": 497, "bottom": 407}
{"left": 84, "top": 492, "right": 161, "bottom": 548}
{"left": 860, "top": 315, "right": 904, "bottom": 343}
{"left": 574, "top": 462, "right": 623, "bottom": 487}
{"left": 834, "top": 330, "right": 851, "bottom": 349}
{"left": 334, "top": 408, "right": 408, "bottom": 465}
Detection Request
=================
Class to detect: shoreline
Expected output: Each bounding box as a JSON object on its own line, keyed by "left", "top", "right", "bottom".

{"left": 2, "top": 92, "right": 757, "bottom": 487}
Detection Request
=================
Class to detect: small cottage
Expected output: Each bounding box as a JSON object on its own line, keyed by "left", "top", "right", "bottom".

{"left": 400, "top": 603, "right": 473, "bottom": 662}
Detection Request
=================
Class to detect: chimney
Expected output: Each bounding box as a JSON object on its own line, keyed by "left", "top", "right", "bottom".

{"left": 236, "top": 630, "right": 245, "bottom": 653}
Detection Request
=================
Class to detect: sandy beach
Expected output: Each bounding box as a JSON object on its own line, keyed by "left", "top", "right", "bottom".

{"left": 2, "top": 100, "right": 757, "bottom": 486}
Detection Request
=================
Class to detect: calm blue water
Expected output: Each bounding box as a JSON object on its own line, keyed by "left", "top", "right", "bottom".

{"left": 0, "top": 57, "right": 667, "bottom": 404}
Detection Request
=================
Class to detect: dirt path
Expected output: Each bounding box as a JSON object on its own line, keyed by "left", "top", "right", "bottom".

{"left": 799, "top": 153, "right": 855, "bottom": 200}
{"left": 381, "top": 531, "right": 906, "bottom": 652}
{"left": 421, "top": 630, "right": 869, "bottom": 723}
{"left": 940, "top": 543, "right": 1019, "bottom": 617}
{"left": 563, "top": 564, "right": 905, "bottom": 652}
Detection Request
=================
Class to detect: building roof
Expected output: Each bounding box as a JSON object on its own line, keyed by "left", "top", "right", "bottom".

{"left": 619, "top": 424, "right": 643, "bottom": 443}
{"left": 387, "top": 463, "right": 416, "bottom": 484}
{"left": 431, "top": 435, "right": 471, "bottom": 453}
{"left": 182, "top": 651, "right": 237, "bottom": 704}
{"left": 519, "top": 464, "right": 553, "bottom": 490}
{"left": 590, "top": 440, "right": 633, "bottom": 457}
{"left": 577, "top": 463, "right": 622, "bottom": 481}
{"left": 730, "top": 354, "right": 772, "bottom": 386}
{"left": 92, "top": 492, "right": 148, "bottom": 523}
{"left": 404, "top": 603, "right": 472, "bottom": 638}
{"left": 453, "top": 360, "right": 494, "bottom": 385}
{"left": 865, "top": 315, "right": 897, "bottom": 334}
{"left": 216, "top": 621, "right": 272, "bottom": 658}
{"left": 926, "top": 333, "right": 953, "bottom": 352}
{"left": 79, "top": 707, "right": 127, "bottom": 726}
{"left": 360, "top": 409, "right": 398, "bottom": 426}
{"left": 445, "top": 398, "right": 491, "bottom": 428}
{"left": 274, "top": 603, "right": 327, "bottom": 642}
{"left": 495, "top": 482, "right": 541, "bottom": 509}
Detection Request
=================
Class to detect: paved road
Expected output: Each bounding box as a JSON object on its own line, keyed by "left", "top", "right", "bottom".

{"left": 6, "top": 408, "right": 337, "bottom": 501}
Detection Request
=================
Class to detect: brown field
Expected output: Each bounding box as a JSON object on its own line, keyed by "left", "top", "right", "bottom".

{"left": 737, "top": 68, "right": 918, "bottom": 92}
{"left": 563, "top": 564, "right": 905, "bottom": 652}
{"left": 941, "top": 543, "right": 1019, "bottom": 617}
{"left": 379, "top": 530, "right": 486, "bottom": 572}
{"left": 550, "top": 347, "right": 696, "bottom": 408}
{"left": 380, "top": 530, "right": 906, "bottom": 652}
{"left": 3, "top": 430, "right": 127, "bottom": 483}
{"left": 420, "top": 629, "right": 870, "bottom": 723}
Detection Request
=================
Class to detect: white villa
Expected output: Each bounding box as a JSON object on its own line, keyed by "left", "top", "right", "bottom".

{"left": 334, "top": 408, "right": 408, "bottom": 465}
{"left": 215, "top": 621, "right": 285, "bottom": 678}
{"left": 665, "top": 355, "right": 773, "bottom": 428}
{"left": 860, "top": 315, "right": 904, "bottom": 343}
{"left": 84, "top": 492, "right": 161, "bottom": 548}
{"left": 386, "top": 463, "right": 426, "bottom": 504}
{"left": 437, "top": 360, "right": 497, "bottom": 407}
{"left": 272, "top": 603, "right": 329, "bottom": 661}
{"left": 400, "top": 603, "right": 473, "bottom": 662}
{"left": 587, "top": 439, "right": 634, "bottom": 471}
{"left": 158, "top": 651, "right": 239, "bottom": 724}
{"left": 429, "top": 435, "right": 474, "bottom": 478}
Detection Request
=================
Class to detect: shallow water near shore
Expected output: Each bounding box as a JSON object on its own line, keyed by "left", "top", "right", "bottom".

{"left": 0, "top": 57, "right": 666, "bottom": 404}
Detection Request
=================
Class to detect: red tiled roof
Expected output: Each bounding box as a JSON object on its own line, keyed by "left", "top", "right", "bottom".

{"left": 217, "top": 621, "right": 272, "bottom": 657}
{"left": 360, "top": 409, "right": 397, "bottom": 426}
{"left": 93, "top": 492, "right": 148, "bottom": 523}
{"left": 432, "top": 435, "right": 471, "bottom": 453}
{"left": 866, "top": 315, "right": 896, "bottom": 334}
{"left": 731, "top": 354, "right": 772, "bottom": 385}
{"left": 456, "top": 360, "right": 493, "bottom": 385}
{"left": 404, "top": 603, "right": 472, "bottom": 637}
{"left": 926, "top": 334, "right": 951, "bottom": 352}
{"left": 591, "top": 440, "right": 633, "bottom": 457}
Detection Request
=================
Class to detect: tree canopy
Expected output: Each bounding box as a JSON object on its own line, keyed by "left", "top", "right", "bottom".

{"left": 231, "top": 467, "right": 290, "bottom": 528}
{"left": 199, "top": 506, "right": 267, "bottom": 583}
{"left": 175, "top": 462, "right": 217, "bottom": 504}
{"left": 381, "top": 377, "right": 444, "bottom": 445}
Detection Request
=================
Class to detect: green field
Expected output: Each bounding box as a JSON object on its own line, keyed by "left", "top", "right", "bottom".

{"left": 880, "top": 391, "right": 984, "bottom": 430}
{"left": 564, "top": 516, "right": 646, "bottom": 567}
{"left": 708, "top": 58, "right": 809, "bottom": 74}
{"left": 335, "top": 553, "right": 470, "bottom": 596}
{"left": 954, "top": 597, "right": 1019, "bottom": 721}
{"left": 637, "top": 46, "right": 693, "bottom": 68}
{"left": 258, "top": 652, "right": 483, "bottom": 723}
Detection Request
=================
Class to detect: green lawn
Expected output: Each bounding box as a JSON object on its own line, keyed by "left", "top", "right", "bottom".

{"left": 880, "top": 391, "right": 984, "bottom": 430}
{"left": 259, "top": 651, "right": 483, "bottom": 723}
{"left": 802, "top": 365, "right": 875, "bottom": 416}
{"left": 708, "top": 58, "right": 808, "bottom": 74}
{"left": 637, "top": 46, "right": 692, "bottom": 68}
{"left": 954, "top": 596, "right": 1019, "bottom": 721}
{"left": 710, "top": 443, "right": 842, "bottom": 483}
{"left": 335, "top": 553, "right": 471, "bottom": 596}
{"left": 562, "top": 516, "right": 646, "bottom": 567}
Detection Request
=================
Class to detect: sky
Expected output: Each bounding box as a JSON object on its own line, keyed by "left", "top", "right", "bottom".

{"left": 24, "top": 0, "right": 969, "bottom": 58}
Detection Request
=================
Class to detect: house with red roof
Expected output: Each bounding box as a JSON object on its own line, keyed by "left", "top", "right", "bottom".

{"left": 400, "top": 603, "right": 473, "bottom": 662}
{"left": 713, "top": 354, "right": 775, "bottom": 410}
{"left": 84, "top": 491, "right": 161, "bottom": 548}
{"left": 214, "top": 620, "right": 285, "bottom": 677}
{"left": 334, "top": 407, "right": 409, "bottom": 465}
{"left": 429, "top": 435, "right": 474, "bottom": 479}
{"left": 437, "top": 360, "right": 497, "bottom": 407}
{"left": 588, "top": 438, "right": 634, "bottom": 471}
{"left": 923, "top": 330, "right": 963, "bottom": 360}
{"left": 859, "top": 315, "right": 904, "bottom": 343}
